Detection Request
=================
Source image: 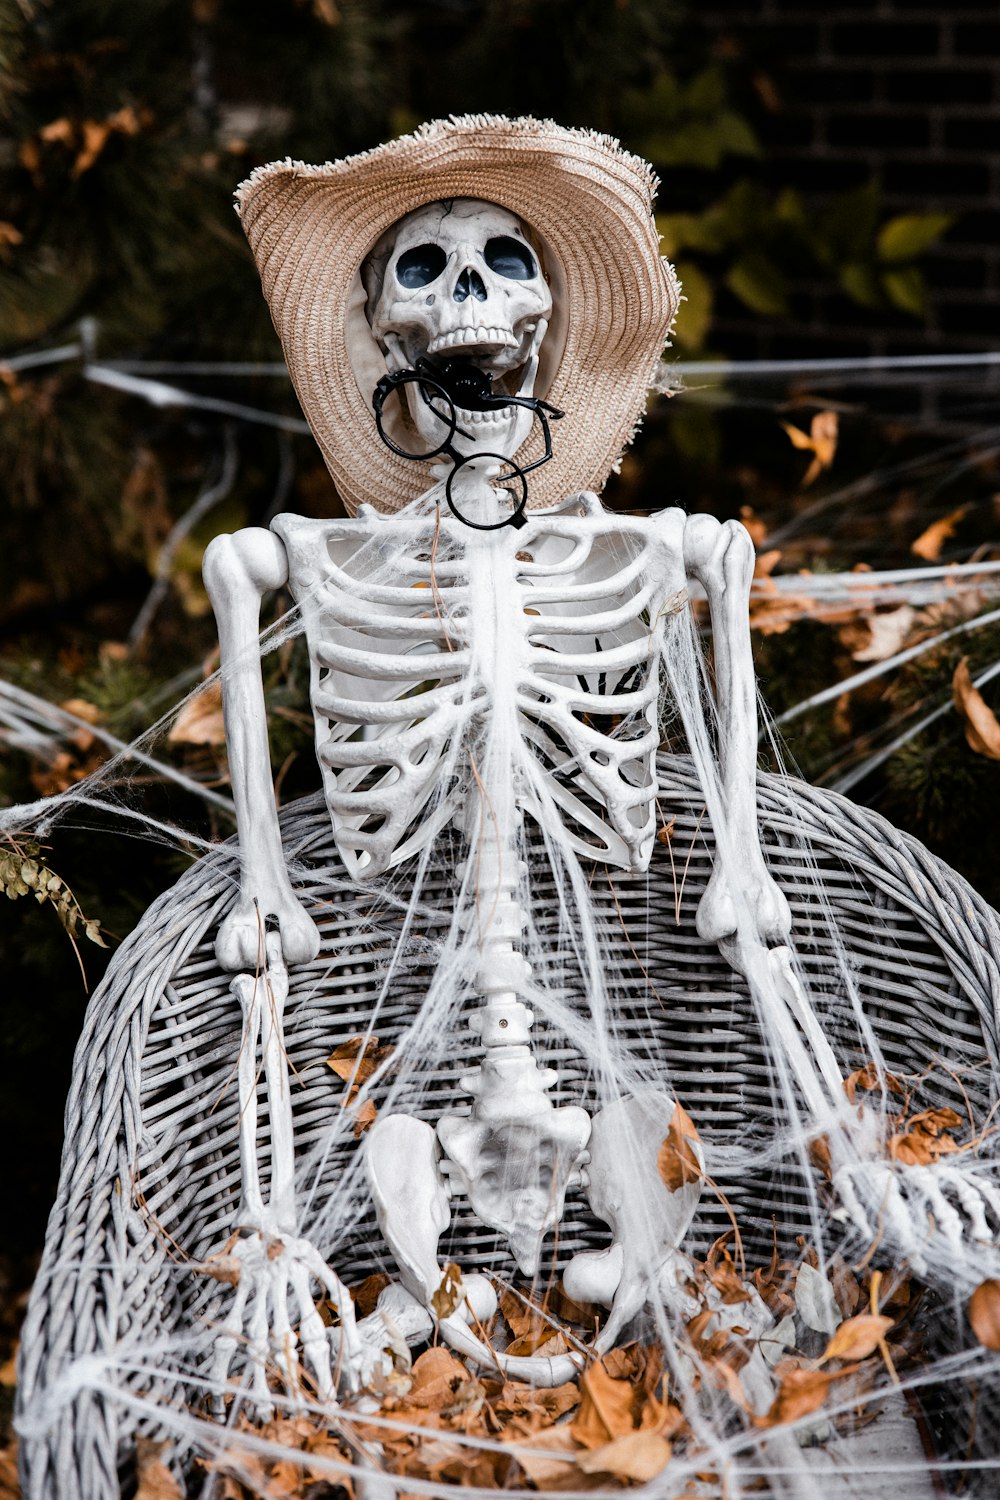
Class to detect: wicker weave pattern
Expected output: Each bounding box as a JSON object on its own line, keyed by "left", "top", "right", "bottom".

{"left": 17, "top": 756, "right": 1000, "bottom": 1499}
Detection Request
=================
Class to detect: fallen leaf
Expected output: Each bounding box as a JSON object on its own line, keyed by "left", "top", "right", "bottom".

{"left": 135, "top": 1437, "right": 183, "bottom": 1499}
{"left": 0, "top": 221, "right": 22, "bottom": 247}
{"left": 168, "top": 681, "right": 226, "bottom": 746}
{"left": 953, "top": 658, "right": 1000, "bottom": 760}
{"left": 39, "top": 117, "right": 75, "bottom": 146}
{"left": 843, "top": 1063, "right": 905, "bottom": 1104}
{"left": 325, "top": 1034, "right": 391, "bottom": 1086}
{"left": 820, "top": 1312, "right": 894, "bottom": 1363}
{"left": 830, "top": 1257, "right": 862, "bottom": 1318}
{"left": 431, "top": 1263, "right": 464, "bottom": 1321}
{"left": 739, "top": 505, "right": 768, "bottom": 546}
{"left": 74, "top": 119, "right": 111, "bottom": 175}
{"left": 889, "top": 1105, "right": 963, "bottom": 1164}
{"left": 571, "top": 1358, "right": 638, "bottom": 1447}
{"left": 351, "top": 1096, "right": 377, "bottom": 1135}
{"left": 197, "top": 1252, "right": 240, "bottom": 1287}
{"left": 657, "top": 1103, "right": 704, "bottom": 1191}
{"left": 0, "top": 1444, "right": 19, "bottom": 1500}
{"left": 754, "top": 548, "right": 782, "bottom": 579}
{"left": 887, "top": 1131, "right": 938, "bottom": 1166}
{"left": 508, "top": 1422, "right": 581, "bottom": 1486}
{"left": 704, "top": 1233, "right": 750, "bottom": 1305}
{"left": 809, "top": 1133, "right": 832, "bottom": 1180}
{"left": 969, "top": 1279, "right": 1000, "bottom": 1350}
{"left": 577, "top": 1431, "right": 672, "bottom": 1481}
{"left": 495, "top": 1379, "right": 580, "bottom": 1428}
{"left": 911, "top": 505, "right": 967, "bottom": 561}
{"left": 907, "top": 1106, "right": 963, "bottom": 1137}
{"left": 408, "top": 1345, "right": 468, "bottom": 1402}
{"left": 794, "top": 1262, "right": 839, "bottom": 1335}
{"left": 755, "top": 1367, "right": 840, "bottom": 1427}
{"left": 850, "top": 605, "right": 916, "bottom": 662}
{"left": 781, "top": 411, "right": 838, "bottom": 486}
{"left": 759, "top": 1313, "right": 797, "bottom": 1367}
{"left": 351, "top": 1271, "right": 391, "bottom": 1317}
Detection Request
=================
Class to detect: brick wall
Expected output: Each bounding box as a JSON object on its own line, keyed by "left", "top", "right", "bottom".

{"left": 692, "top": 0, "right": 1000, "bottom": 383}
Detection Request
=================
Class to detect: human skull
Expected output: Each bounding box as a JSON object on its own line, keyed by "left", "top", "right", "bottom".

{"left": 366, "top": 198, "right": 553, "bottom": 381}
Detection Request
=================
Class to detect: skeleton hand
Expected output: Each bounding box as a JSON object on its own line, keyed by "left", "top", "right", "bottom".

{"left": 210, "top": 1227, "right": 361, "bottom": 1416}
{"left": 216, "top": 885, "right": 320, "bottom": 972}
{"left": 833, "top": 1154, "right": 1000, "bottom": 1282}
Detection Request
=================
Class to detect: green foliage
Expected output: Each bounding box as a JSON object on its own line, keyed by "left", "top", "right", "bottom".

{"left": 621, "top": 65, "right": 759, "bottom": 169}
{"left": 660, "top": 177, "right": 951, "bottom": 346}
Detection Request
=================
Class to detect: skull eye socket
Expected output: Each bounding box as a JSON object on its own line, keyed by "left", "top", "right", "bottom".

{"left": 395, "top": 243, "right": 447, "bottom": 289}
{"left": 484, "top": 236, "right": 536, "bottom": 281}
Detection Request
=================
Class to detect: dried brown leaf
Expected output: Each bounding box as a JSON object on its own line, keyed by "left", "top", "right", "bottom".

{"left": 39, "top": 117, "right": 75, "bottom": 145}
{"left": 197, "top": 1253, "right": 241, "bottom": 1287}
{"left": 431, "top": 1263, "right": 464, "bottom": 1321}
{"left": 571, "top": 1359, "right": 639, "bottom": 1447}
{"left": 755, "top": 1367, "right": 841, "bottom": 1428}
{"left": 135, "top": 1437, "right": 183, "bottom": 1499}
{"left": 969, "top": 1279, "right": 1000, "bottom": 1351}
{"left": 911, "top": 505, "right": 966, "bottom": 561}
{"left": 495, "top": 1379, "right": 580, "bottom": 1429}
{"left": 739, "top": 505, "right": 768, "bottom": 546}
{"left": 0, "top": 1444, "right": 20, "bottom": 1500}
{"left": 809, "top": 1133, "right": 832, "bottom": 1181}
{"left": 850, "top": 605, "right": 916, "bottom": 663}
{"left": 325, "top": 1035, "right": 390, "bottom": 1086}
{"left": 577, "top": 1431, "right": 672, "bottom": 1481}
{"left": 351, "top": 1272, "right": 391, "bottom": 1318}
{"left": 754, "top": 548, "right": 782, "bottom": 579}
{"left": 351, "top": 1097, "right": 377, "bottom": 1136}
{"left": 407, "top": 1345, "right": 469, "bottom": 1405}
{"left": 953, "top": 658, "right": 1000, "bottom": 761}
{"left": 74, "top": 120, "right": 111, "bottom": 175}
{"left": 820, "top": 1313, "right": 894, "bottom": 1363}
{"left": 168, "top": 681, "right": 226, "bottom": 747}
{"left": 830, "top": 1257, "right": 862, "bottom": 1319}
{"left": 508, "top": 1422, "right": 581, "bottom": 1487}
{"left": 843, "top": 1063, "right": 905, "bottom": 1104}
{"left": 657, "top": 1103, "right": 704, "bottom": 1191}
{"left": 781, "top": 411, "right": 838, "bottom": 486}
{"left": 704, "top": 1233, "right": 751, "bottom": 1306}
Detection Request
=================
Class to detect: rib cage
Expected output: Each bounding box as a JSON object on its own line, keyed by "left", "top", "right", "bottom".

{"left": 272, "top": 496, "right": 685, "bottom": 880}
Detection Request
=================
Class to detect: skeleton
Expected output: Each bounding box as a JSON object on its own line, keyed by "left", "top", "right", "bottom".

{"left": 203, "top": 197, "right": 995, "bottom": 1408}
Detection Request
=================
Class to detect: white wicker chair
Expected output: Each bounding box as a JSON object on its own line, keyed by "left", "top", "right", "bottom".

{"left": 17, "top": 755, "right": 1000, "bottom": 1498}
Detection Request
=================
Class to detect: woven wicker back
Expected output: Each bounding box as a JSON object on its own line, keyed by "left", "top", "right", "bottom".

{"left": 17, "top": 756, "right": 1000, "bottom": 1499}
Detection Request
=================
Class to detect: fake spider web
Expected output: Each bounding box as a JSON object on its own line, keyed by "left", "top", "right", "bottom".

{"left": 7, "top": 480, "right": 1000, "bottom": 1500}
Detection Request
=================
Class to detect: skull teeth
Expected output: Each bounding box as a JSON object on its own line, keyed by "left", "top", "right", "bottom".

{"left": 428, "top": 327, "right": 517, "bottom": 355}
{"left": 462, "top": 405, "right": 515, "bottom": 425}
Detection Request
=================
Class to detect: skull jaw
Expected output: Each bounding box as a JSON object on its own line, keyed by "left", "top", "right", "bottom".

{"left": 398, "top": 327, "right": 542, "bottom": 463}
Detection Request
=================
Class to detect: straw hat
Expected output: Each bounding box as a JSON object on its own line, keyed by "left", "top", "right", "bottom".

{"left": 237, "top": 114, "right": 679, "bottom": 515}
